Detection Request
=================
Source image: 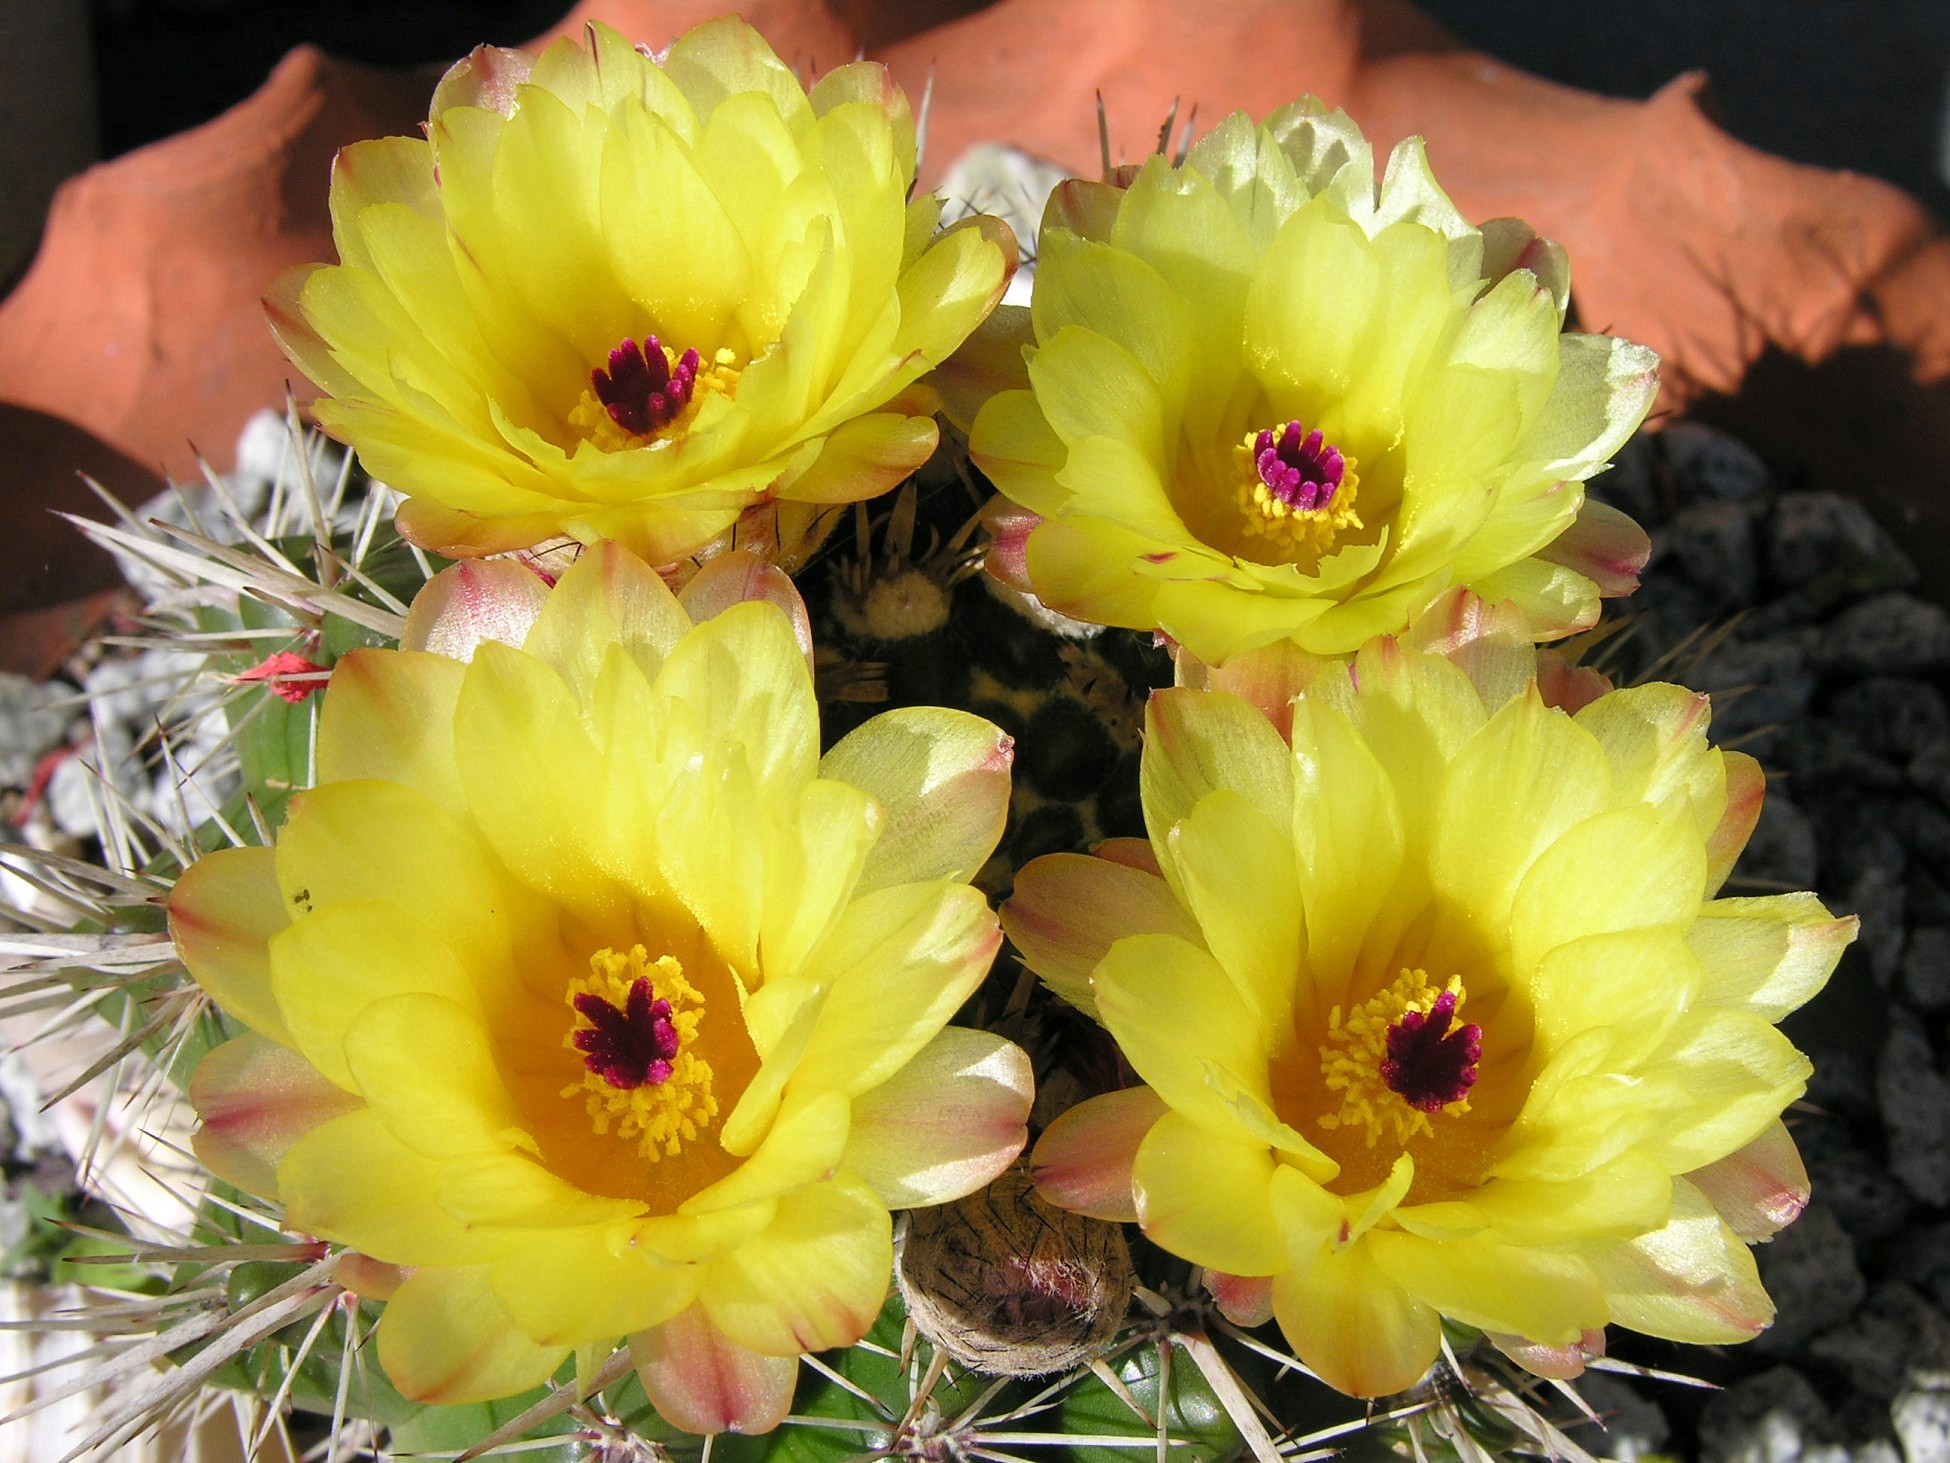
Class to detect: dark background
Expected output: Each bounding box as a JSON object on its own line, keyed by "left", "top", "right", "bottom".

{"left": 87, "top": 0, "right": 1950, "bottom": 220}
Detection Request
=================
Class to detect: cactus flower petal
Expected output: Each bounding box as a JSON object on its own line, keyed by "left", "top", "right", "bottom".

{"left": 189, "top": 1031, "right": 360, "bottom": 1196}
{"left": 1012, "top": 631, "right": 1850, "bottom": 1397}
{"left": 170, "top": 543, "right": 1025, "bottom": 1418}
{"left": 846, "top": 1026, "right": 1034, "bottom": 1209}
{"left": 970, "top": 101, "right": 1656, "bottom": 663}
{"left": 1030, "top": 1086, "right": 1167, "bottom": 1223}
{"left": 274, "top": 17, "right": 1014, "bottom": 563}
{"left": 631, "top": 1304, "right": 797, "bottom": 1436}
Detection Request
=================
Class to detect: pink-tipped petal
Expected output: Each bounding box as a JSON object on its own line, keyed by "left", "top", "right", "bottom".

{"left": 982, "top": 501, "right": 1042, "bottom": 593}
{"left": 1004, "top": 852, "right": 1199, "bottom": 1014}
{"left": 329, "top": 135, "right": 436, "bottom": 229}
{"left": 822, "top": 707, "right": 1013, "bottom": 894}
{"left": 679, "top": 552, "right": 815, "bottom": 678}
{"left": 630, "top": 1305, "right": 798, "bottom": 1436}
{"left": 1478, "top": 218, "right": 1571, "bottom": 320}
{"left": 1584, "top": 1179, "right": 1774, "bottom": 1344}
{"left": 1402, "top": 586, "right": 1532, "bottom": 659}
{"left": 1691, "top": 896, "right": 1856, "bottom": 1021}
{"left": 1538, "top": 499, "right": 1652, "bottom": 598}
{"left": 189, "top": 1032, "right": 360, "bottom": 1198}
{"left": 1705, "top": 751, "right": 1767, "bottom": 895}
{"left": 337, "top": 1252, "right": 408, "bottom": 1301}
{"left": 1486, "top": 1328, "right": 1605, "bottom": 1381}
{"left": 1686, "top": 1119, "right": 1810, "bottom": 1243}
{"left": 1177, "top": 641, "right": 1333, "bottom": 742}
{"left": 1044, "top": 178, "right": 1126, "bottom": 240}
{"left": 846, "top": 1026, "right": 1033, "bottom": 1208}
{"left": 741, "top": 500, "right": 840, "bottom": 575}
{"left": 401, "top": 559, "right": 551, "bottom": 662}
{"left": 1092, "top": 837, "right": 1161, "bottom": 875}
{"left": 1205, "top": 1270, "right": 1275, "bottom": 1328}
{"left": 808, "top": 56, "right": 909, "bottom": 129}
{"left": 429, "top": 43, "right": 533, "bottom": 119}
{"left": 1142, "top": 687, "right": 1294, "bottom": 848}
{"left": 1534, "top": 653, "right": 1614, "bottom": 715}
{"left": 1031, "top": 1087, "right": 1167, "bottom": 1223}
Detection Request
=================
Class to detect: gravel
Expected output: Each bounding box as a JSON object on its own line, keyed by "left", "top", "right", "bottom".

{"left": 1754, "top": 1204, "right": 1871, "bottom": 1355}
{"left": 0, "top": 675, "right": 73, "bottom": 787}
{"left": 1699, "top": 1366, "right": 1840, "bottom": 1463}
{"left": 1877, "top": 1013, "right": 1950, "bottom": 1205}
{"left": 1584, "top": 425, "right": 1950, "bottom": 1458}
{"left": 1894, "top": 1388, "right": 1950, "bottom": 1463}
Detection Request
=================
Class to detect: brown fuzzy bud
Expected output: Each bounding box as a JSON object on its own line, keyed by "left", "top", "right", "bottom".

{"left": 896, "top": 1163, "right": 1132, "bottom": 1377}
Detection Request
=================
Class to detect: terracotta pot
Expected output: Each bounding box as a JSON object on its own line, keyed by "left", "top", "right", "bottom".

{"left": 0, "top": 403, "right": 158, "bottom": 676}
{"left": 0, "top": 44, "right": 431, "bottom": 489}
{"left": 4, "top": 0, "right": 1949, "bottom": 624}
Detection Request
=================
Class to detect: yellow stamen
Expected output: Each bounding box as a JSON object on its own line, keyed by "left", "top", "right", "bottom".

{"left": 1232, "top": 429, "right": 1362, "bottom": 557}
{"left": 563, "top": 944, "right": 719, "bottom": 1160}
{"left": 1318, "top": 968, "right": 1469, "bottom": 1148}
{"left": 569, "top": 345, "right": 743, "bottom": 453}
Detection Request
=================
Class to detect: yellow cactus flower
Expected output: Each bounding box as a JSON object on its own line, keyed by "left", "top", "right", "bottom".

{"left": 1011, "top": 626, "right": 1852, "bottom": 1397}
{"left": 969, "top": 102, "right": 1656, "bottom": 664}
{"left": 268, "top": 18, "right": 1016, "bottom": 563}
{"left": 170, "top": 545, "right": 1030, "bottom": 1429}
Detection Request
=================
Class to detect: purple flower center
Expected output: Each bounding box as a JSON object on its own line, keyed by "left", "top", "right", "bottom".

{"left": 591, "top": 336, "right": 701, "bottom": 437}
{"left": 1253, "top": 421, "right": 1346, "bottom": 513}
{"left": 1381, "top": 990, "right": 1482, "bottom": 1113}
{"left": 573, "top": 976, "right": 681, "bottom": 1089}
